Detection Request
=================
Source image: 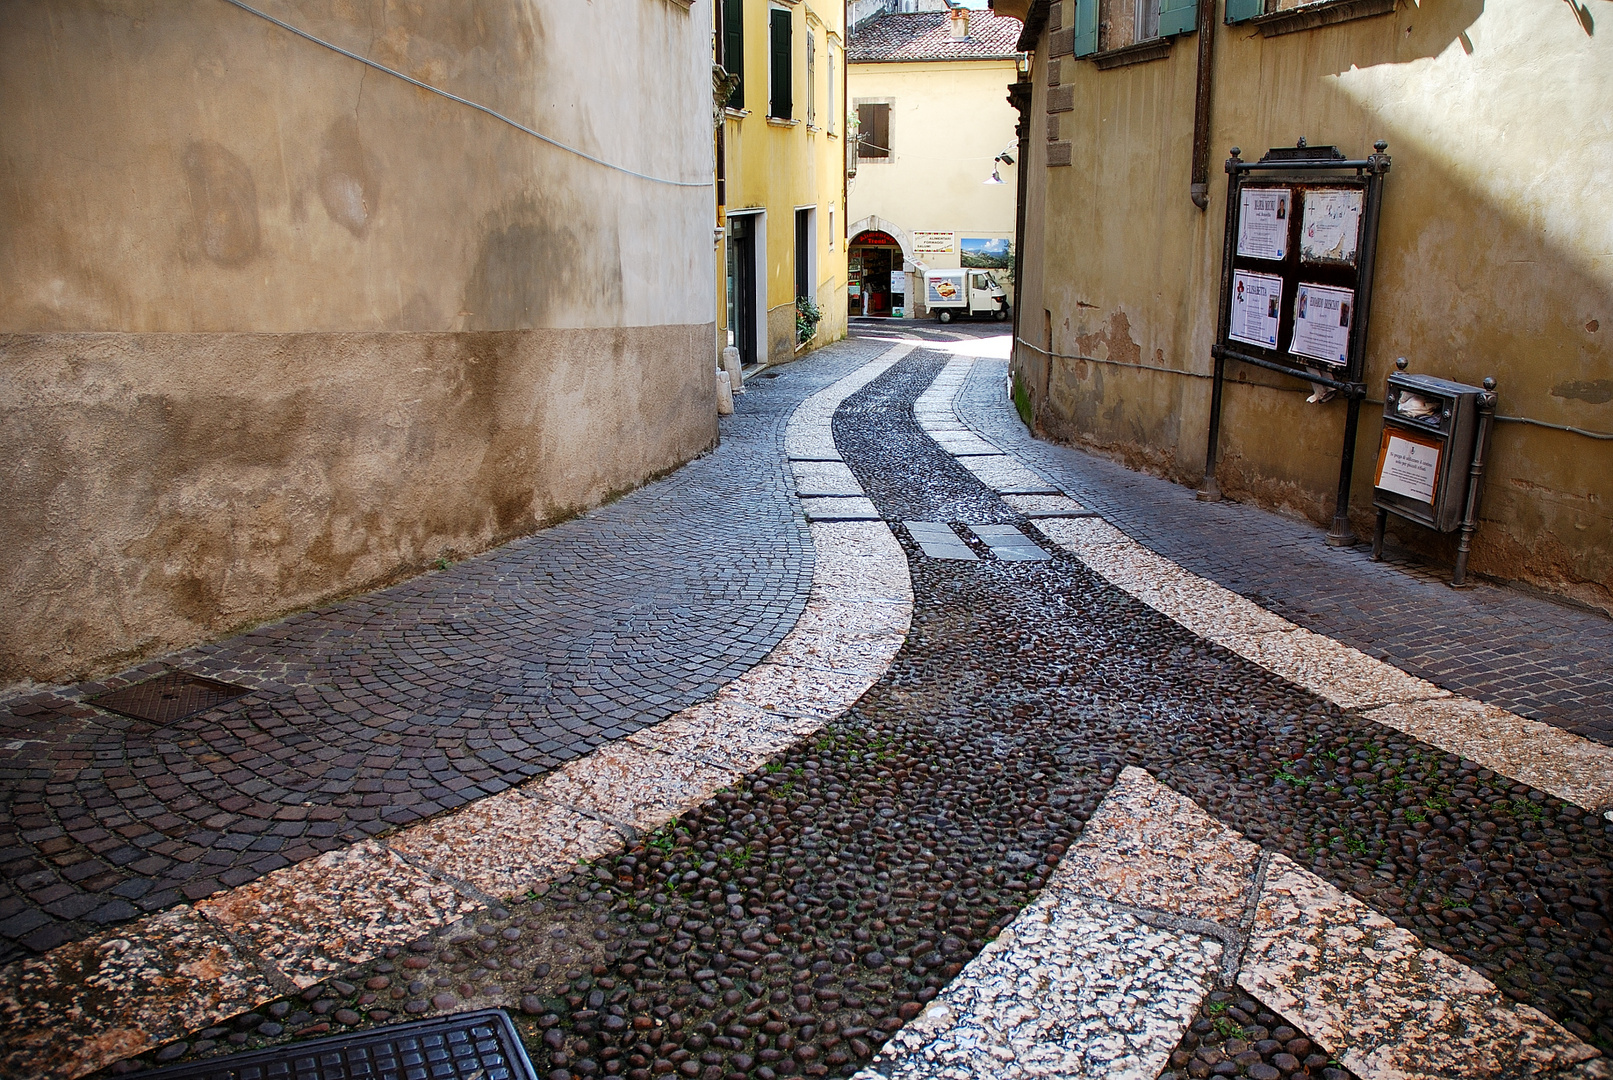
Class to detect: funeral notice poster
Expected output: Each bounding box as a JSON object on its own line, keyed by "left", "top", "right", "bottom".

{"left": 1290, "top": 282, "right": 1354, "bottom": 366}
{"left": 1376, "top": 430, "right": 1442, "bottom": 504}
{"left": 1229, "top": 270, "right": 1282, "bottom": 349}
{"left": 1300, "top": 188, "right": 1363, "bottom": 265}
{"left": 1237, "top": 188, "right": 1291, "bottom": 261}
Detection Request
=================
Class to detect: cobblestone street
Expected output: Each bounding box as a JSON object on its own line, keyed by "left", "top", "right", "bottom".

{"left": 4, "top": 329, "right": 1613, "bottom": 1080}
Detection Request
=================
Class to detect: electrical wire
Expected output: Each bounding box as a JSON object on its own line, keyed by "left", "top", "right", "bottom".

{"left": 218, "top": 0, "right": 713, "bottom": 189}
{"left": 1014, "top": 340, "right": 1613, "bottom": 440}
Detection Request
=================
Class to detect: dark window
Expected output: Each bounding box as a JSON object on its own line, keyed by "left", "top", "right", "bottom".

{"left": 796, "top": 209, "right": 811, "bottom": 299}
{"left": 857, "top": 102, "right": 890, "bottom": 160}
{"left": 722, "top": 0, "right": 744, "bottom": 109}
{"left": 770, "top": 8, "right": 792, "bottom": 119}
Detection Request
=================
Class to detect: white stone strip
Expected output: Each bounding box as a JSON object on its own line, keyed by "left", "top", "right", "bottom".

{"left": 786, "top": 341, "right": 916, "bottom": 461}
{"left": 0, "top": 352, "right": 916, "bottom": 1080}
{"left": 914, "top": 356, "right": 1062, "bottom": 497}
{"left": 1034, "top": 516, "right": 1613, "bottom": 812}
{"left": 873, "top": 767, "right": 1605, "bottom": 1080}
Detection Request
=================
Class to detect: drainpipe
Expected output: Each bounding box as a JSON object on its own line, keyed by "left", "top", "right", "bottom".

{"left": 1189, "top": 0, "right": 1216, "bottom": 209}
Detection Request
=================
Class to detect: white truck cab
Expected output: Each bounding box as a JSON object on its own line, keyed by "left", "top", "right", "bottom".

{"left": 923, "top": 269, "right": 1009, "bottom": 323}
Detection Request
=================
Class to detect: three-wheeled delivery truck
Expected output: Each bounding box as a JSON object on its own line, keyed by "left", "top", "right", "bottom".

{"left": 923, "top": 269, "right": 1009, "bottom": 323}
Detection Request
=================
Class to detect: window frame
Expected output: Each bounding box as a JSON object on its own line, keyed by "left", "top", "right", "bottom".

{"left": 769, "top": 6, "right": 793, "bottom": 121}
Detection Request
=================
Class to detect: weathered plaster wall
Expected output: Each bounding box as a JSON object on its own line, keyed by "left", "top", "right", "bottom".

{"left": 1013, "top": 0, "right": 1613, "bottom": 609}
{"left": 0, "top": 0, "right": 717, "bottom": 683}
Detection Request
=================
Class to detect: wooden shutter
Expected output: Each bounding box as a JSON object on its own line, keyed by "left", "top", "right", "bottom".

{"left": 723, "top": 0, "right": 744, "bottom": 109}
{"left": 770, "top": 9, "right": 792, "bottom": 119}
{"left": 1158, "top": 0, "right": 1197, "bottom": 35}
{"left": 1071, "top": 0, "right": 1098, "bottom": 56}
{"left": 1224, "top": 0, "right": 1263, "bottom": 22}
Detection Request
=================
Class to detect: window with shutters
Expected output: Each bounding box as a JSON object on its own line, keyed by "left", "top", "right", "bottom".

{"left": 1224, "top": 0, "right": 1398, "bottom": 35}
{"left": 827, "top": 46, "right": 836, "bottom": 134}
{"left": 720, "top": 0, "right": 744, "bottom": 109}
{"left": 769, "top": 7, "right": 793, "bottom": 120}
{"left": 807, "top": 29, "right": 816, "bottom": 127}
{"left": 1067, "top": 0, "right": 1194, "bottom": 58}
{"left": 855, "top": 101, "right": 891, "bottom": 162}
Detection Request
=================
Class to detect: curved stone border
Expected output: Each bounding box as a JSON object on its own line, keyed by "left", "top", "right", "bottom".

{"left": 917, "top": 355, "right": 1613, "bottom": 814}
{"left": 0, "top": 347, "right": 918, "bottom": 1080}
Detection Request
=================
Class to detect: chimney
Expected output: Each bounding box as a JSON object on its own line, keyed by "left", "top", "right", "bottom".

{"left": 949, "top": 4, "right": 970, "bottom": 37}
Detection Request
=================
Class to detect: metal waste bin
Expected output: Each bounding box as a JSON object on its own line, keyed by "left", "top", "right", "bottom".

{"left": 1370, "top": 358, "right": 1497, "bottom": 586}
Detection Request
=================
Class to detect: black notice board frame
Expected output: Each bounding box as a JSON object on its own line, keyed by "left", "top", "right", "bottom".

{"left": 1199, "top": 139, "right": 1392, "bottom": 547}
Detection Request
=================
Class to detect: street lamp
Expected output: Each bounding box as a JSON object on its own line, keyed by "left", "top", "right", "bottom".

{"left": 982, "top": 145, "right": 1016, "bottom": 184}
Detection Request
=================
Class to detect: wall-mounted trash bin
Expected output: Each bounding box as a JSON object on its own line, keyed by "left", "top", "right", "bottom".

{"left": 1370, "top": 358, "right": 1497, "bottom": 586}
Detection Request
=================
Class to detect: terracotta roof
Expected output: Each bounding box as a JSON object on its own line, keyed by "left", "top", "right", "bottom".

{"left": 848, "top": 10, "right": 1025, "bottom": 62}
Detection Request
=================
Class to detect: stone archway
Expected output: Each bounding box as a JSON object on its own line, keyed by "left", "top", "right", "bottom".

{"left": 848, "top": 215, "right": 915, "bottom": 267}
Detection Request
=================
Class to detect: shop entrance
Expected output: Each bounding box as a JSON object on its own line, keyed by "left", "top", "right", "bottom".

{"left": 849, "top": 231, "right": 904, "bottom": 318}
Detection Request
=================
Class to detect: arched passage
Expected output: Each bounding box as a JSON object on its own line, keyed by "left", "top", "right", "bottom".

{"left": 848, "top": 218, "right": 914, "bottom": 318}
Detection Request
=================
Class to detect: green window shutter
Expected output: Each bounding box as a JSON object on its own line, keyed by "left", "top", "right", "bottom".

{"left": 1224, "top": 0, "right": 1263, "bottom": 22}
{"left": 1158, "top": 0, "right": 1197, "bottom": 36}
{"left": 723, "top": 0, "right": 744, "bottom": 108}
{"left": 770, "top": 9, "right": 792, "bottom": 119}
{"left": 1071, "top": 0, "right": 1098, "bottom": 57}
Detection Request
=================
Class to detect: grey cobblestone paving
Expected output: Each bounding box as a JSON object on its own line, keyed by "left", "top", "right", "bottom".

{"left": 106, "top": 339, "right": 1613, "bottom": 1078}
{"left": 0, "top": 341, "right": 891, "bottom": 966}
{"left": 957, "top": 350, "right": 1613, "bottom": 745}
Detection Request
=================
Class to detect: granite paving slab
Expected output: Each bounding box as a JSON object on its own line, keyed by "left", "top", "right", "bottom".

{"left": 1242, "top": 853, "right": 1604, "bottom": 1079}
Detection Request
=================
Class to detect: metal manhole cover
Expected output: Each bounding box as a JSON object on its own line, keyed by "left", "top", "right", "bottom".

{"left": 88, "top": 671, "right": 251, "bottom": 725}
{"left": 128, "top": 1009, "right": 537, "bottom": 1080}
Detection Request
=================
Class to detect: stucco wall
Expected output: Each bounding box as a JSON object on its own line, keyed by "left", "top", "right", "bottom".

{"left": 1013, "top": 0, "right": 1613, "bottom": 610}
{"left": 0, "top": 0, "right": 717, "bottom": 684}
{"left": 848, "top": 58, "right": 1023, "bottom": 262}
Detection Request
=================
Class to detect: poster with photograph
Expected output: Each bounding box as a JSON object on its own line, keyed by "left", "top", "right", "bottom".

{"left": 1375, "top": 430, "right": 1442, "bottom": 503}
{"left": 1290, "top": 283, "right": 1354, "bottom": 366}
{"left": 1237, "top": 188, "right": 1291, "bottom": 261}
{"left": 1300, "top": 188, "right": 1364, "bottom": 265}
{"left": 1229, "top": 270, "right": 1283, "bottom": 349}
{"left": 961, "top": 237, "right": 1011, "bottom": 268}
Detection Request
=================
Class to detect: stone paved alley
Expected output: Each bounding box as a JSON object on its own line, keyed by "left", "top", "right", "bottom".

{"left": 4, "top": 327, "right": 1613, "bottom": 1080}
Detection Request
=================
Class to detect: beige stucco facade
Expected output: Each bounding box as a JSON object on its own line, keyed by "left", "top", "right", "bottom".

{"left": 848, "top": 53, "right": 1022, "bottom": 313}
{"left": 1, "top": 0, "right": 718, "bottom": 684}
{"left": 1005, "top": 0, "right": 1613, "bottom": 611}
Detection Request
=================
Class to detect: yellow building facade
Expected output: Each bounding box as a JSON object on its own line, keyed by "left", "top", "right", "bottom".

{"left": 716, "top": 0, "right": 850, "bottom": 368}
{"left": 846, "top": 8, "right": 1024, "bottom": 319}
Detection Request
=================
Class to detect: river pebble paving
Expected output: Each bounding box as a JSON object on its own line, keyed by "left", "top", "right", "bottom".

{"left": 105, "top": 340, "right": 1613, "bottom": 1078}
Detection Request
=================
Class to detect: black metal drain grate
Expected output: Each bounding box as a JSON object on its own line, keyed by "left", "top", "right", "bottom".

{"left": 88, "top": 671, "right": 252, "bottom": 725}
{"left": 129, "top": 1009, "right": 538, "bottom": 1080}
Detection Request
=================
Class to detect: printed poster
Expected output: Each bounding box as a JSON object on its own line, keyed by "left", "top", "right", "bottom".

{"left": 913, "top": 231, "right": 955, "bottom": 255}
{"left": 1237, "top": 188, "right": 1291, "bottom": 261}
{"left": 1301, "top": 188, "right": 1364, "bottom": 265}
{"left": 890, "top": 270, "right": 906, "bottom": 293}
{"left": 1290, "top": 282, "right": 1354, "bottom": 367}
{"left": 1375, "top": 429, "right": 1442, "bottom": 504}
{"left": 1229, "top": 270, "right": 1283, "bottom": 349}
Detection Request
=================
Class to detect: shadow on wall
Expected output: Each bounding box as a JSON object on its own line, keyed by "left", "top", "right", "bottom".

{"left": 1042, "top": 0, "right": 1612, "bottom": 607}
{"left": 464, "top": 196, "right": 625, "bottom": 331}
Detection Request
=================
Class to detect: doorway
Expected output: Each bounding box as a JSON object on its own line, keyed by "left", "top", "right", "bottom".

{"left": 849, "top": 230, "right": 903, "bottom": 318}
{"left": 727, "top": 212, "right": 760, "bottom": 366}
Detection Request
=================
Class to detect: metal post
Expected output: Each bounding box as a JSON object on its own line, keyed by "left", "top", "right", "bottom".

{"left": 1198, "top": 350, "right": 1226, "bottom": 501}
{"left": 1326, "top": 394, "right": 1362, "bottom": 546}
{"left": 1452, "top": 376, "right": 1498, "bottom": 587}
{"left": 1371, "top": 508, "right": 1388, "bottom": 561}
{"left": 1199, "top": 148, "right": 1243, "bottom": 503}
